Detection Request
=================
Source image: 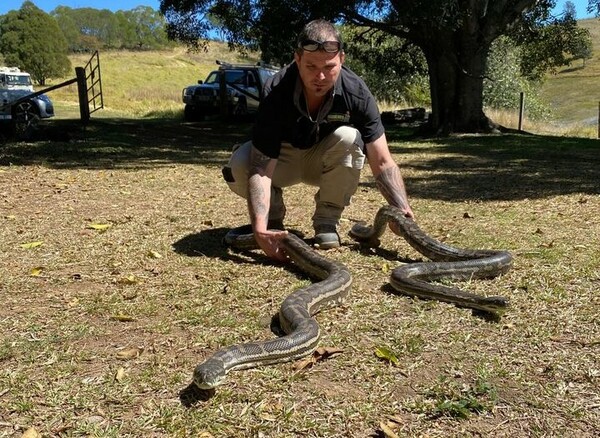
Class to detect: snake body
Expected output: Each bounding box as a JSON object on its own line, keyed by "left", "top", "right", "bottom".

{"left": 349, "top": 205, "right": 513, "bottom": 315}
{"left": 193, "top": 206, "right": 512, "bottom": 388}
{"left": 193, "top": 232, "right": 351, "bottom": 389}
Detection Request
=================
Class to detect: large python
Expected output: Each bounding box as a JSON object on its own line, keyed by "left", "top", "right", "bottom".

{"left": 193, "top": 232, "right": 352, "bottom": 389}
{"left": 193, "top": 206, "right": 512, "bottom": 389}
{"left": 349, "top": 205, "right": 513, "bottom": 315}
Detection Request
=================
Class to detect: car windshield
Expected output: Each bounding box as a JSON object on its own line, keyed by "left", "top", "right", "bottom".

{"left": 204, "top": 70, "right": 246, "bottom": 85}
{"left": 6, "top": 74, "right": 32, "bottom": 86}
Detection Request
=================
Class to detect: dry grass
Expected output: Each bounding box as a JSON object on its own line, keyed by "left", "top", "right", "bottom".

{"left": 0, "top": 119, "right": 598, "bottom": 437}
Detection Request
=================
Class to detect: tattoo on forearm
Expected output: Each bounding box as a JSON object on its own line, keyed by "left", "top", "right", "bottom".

{"left": 248, "top": 175, "right": 268, "bottom": 223}
{"left": 375, "top": 166, "right": 409, "bottom": 210}
{"left": 247, "top": 148, "right": 272, "bottom": 226}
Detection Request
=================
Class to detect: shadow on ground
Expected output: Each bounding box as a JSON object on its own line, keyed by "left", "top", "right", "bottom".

{"left": 1, "top": 117, "right": 598, "bottom": 202}
{"left": 0, "top": 117, "right": 252, "bottom": 169}
{"left": 381, "top": 127, "right": 600, "bottom": 201}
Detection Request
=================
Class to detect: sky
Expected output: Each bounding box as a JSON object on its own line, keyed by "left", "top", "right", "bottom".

{"left": 0, "top": 0, "right": 596, "bottom": 18}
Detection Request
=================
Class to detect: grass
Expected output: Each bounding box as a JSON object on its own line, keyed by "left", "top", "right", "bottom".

{"left": 539, "top": 18, "right": 600, "bottom": 128}
{"left": 0, "top": 118, "right": 599, "bottom": 437}
{"left": 45, "top": 45, "right": 261, "bottom": 118}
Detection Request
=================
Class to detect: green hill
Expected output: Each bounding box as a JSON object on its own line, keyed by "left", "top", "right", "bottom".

{"left": 539, "top": 18, "right": 600, "bottom": 125}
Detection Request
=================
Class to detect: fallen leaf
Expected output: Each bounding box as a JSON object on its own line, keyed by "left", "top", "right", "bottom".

{"left": 147, "top": 250, "right": 162, "bottom": 259}
{"left": 117, "top": 275, "right": 139, "bottom": 285}
{"left": 116, "top": 347, "right": 143, "bottom": 360}
{"left": 379, "top": 420, "right": 400, "bottom": 438}
{"left": 20, "top": 241, "right": 43, "bottom": 249}
{"left": 375, "top": 346, "right": 400, "bottom": 366}
{"left": 88, "top": 223, "right": 112, "bottom": 231}
{"left": 381, "top": 262, "right": 391, "bottom": 274}
{"left": 115, "top": 367, "right": 126, "bottom": 382}
{"left": 293, "top": 346, "right": 344, "bottom": 370}
{"left": 110, "top": 313, "right": 135, "bottom": 322}
{"left": 30, "top": 267, "right": 44, "bottom": 276}
{"left": 21, "top": 427, "right": 42, "bottom": 438}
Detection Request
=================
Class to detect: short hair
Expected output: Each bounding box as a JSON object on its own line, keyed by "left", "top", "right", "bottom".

{"left": 296, "top": 19, "right": 343, "bottom": 54}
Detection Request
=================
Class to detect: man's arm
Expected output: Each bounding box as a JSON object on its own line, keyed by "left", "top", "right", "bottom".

{"left": 248, "top": 145, "right": 288, "bottom": 261}
{"left": 365, "top": 133, "right": 414, "bottom": 218}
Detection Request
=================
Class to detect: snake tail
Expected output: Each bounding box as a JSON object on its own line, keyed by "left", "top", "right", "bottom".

{"left": 193, "top": 233, "right": 351, "bottom": 389}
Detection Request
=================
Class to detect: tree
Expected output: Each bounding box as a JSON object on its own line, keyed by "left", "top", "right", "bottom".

{"left": 0, "top": 1, "right": 71, "bottom": 85}
{"left": 120, "top": 6, "right": 170, "bottom": 49}
{"left": 160, "top": 0, "right": 589, "bottom": 135}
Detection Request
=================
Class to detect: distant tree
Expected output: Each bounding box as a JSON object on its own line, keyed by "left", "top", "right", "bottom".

{"left": 52, "top": 6, "right": 82, "bottom": 52}
{"left": 120, "top": 6, "right": 170, "bottom": 49}
{"left": 564, "top": 1, "right": 577, "bottom": 19}
{"left": 52, "top": 6, "right": 171, "bottom": 51}
{"left": 0, "top": 1, "right": 71, "bottom": 85}
{"left": 513, "top": 4, "right": 593, "bottom": 80}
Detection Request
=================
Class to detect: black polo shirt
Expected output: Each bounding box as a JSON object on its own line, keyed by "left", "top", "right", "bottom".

{"left": 252, "top": 62, "right": 385, "bottom": 159}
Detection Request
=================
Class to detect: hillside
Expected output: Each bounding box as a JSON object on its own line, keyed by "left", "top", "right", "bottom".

{"left": 539, "top": 18, "right": 600, "bottom": 125}
{"left": 47, "top": 43, "right": 261, "bottom": 118}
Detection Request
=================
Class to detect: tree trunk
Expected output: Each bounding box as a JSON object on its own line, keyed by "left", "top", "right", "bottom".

{"left": 423, "top": 32, "right": 497, "bottom": 135}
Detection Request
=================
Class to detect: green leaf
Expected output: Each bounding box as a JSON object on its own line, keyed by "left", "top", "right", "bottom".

{"left": 20, "top": 241, "right": 43, "bottom": 249}
{"left": 88, "top": 223, "right": 111, "bottom": 231}
{"left": 375, "top": 346, "right": 400, "bottom": 366}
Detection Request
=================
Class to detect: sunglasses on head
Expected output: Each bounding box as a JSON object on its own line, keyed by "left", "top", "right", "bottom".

{"left": 299, "top": 39, "right": 342, "bottom": 53}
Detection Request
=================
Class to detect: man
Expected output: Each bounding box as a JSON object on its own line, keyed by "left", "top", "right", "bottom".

{"left": 223, "top": 19, "right": 413, "bottom": 261}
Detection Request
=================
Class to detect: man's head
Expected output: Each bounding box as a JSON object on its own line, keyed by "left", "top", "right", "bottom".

{"left": 294, "top": 19, "right": 345, "bottom": 101}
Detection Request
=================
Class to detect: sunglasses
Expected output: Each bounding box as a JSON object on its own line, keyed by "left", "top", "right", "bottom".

{"left": 299, "top": 39, "right": 342, "bottom": 53}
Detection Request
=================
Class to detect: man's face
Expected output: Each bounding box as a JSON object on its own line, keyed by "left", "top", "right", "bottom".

{"left": 294, "top": 49, "right": 345, "bottom": 100}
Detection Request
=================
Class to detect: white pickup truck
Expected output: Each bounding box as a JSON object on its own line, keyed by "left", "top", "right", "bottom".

{"left": 0, "top": 67, "right": 55, "bottom": 123}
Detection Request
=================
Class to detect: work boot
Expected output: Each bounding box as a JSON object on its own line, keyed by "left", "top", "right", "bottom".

{"left": 313, "top": 223, "right": 340, "bottom": 249}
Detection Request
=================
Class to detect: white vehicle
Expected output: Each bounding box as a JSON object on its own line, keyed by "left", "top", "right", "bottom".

{"left": 0, "top": 67, "right": 54, "bottom": 123}
{"left": 0, "top": 67, "right": 34, "bottom": 91}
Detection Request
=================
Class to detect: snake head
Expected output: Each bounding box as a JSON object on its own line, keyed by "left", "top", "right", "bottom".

{"left": 193, "top": 362, "right": 226, "bottom": 390}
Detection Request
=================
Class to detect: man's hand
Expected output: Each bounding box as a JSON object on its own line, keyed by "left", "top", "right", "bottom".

{"left": 254, "top": 229, "right": 289, "bottom": 262}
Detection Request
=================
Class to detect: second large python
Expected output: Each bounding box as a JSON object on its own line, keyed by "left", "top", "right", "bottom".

{"left": 349, "top": 205, "right": 513, "bottom": 315}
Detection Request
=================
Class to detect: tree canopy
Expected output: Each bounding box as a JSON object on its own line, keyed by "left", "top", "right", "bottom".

{"left": 51, "top": 5, "right": 171, "bottom": 52}
{"left": 160, "top": 0, "right": 596, "bottom": 135}
{"left": 0, "top": 1, "right": 71, "bottom": 85}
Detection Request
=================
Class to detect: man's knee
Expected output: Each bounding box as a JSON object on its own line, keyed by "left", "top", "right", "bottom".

{"left": 323, "top": 126, "right": 365, "bottom": 170}
{"left": 330, "top": 126, "right": 362, "bottom": 148}
{"left": 223, "top": 141, "right": 252, "bottom": 198}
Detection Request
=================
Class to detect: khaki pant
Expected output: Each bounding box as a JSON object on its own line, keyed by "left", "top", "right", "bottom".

{"left": 224, "top": 126, "right": 366, "bottom": 227}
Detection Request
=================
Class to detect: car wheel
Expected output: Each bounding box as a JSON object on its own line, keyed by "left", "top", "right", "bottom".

{"left": 184, "top": 104, "right": 203, "bottom": 121}
{"left": 233, "top": 97, "right": 248, "bottom": 118}
{"left": 12, "top": 100, "right": 40, "bottom": 139}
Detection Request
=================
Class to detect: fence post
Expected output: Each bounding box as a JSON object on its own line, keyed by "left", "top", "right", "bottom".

{"left": 75, "top": 67, "right": 89, "bottom": 123}
{"left": 518, "top": 92, "right": 525, "bottom": 132}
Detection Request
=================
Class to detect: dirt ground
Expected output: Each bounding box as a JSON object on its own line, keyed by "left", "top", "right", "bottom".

{"left": 1, "top": 119, "right": 598, "bottom": 437}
